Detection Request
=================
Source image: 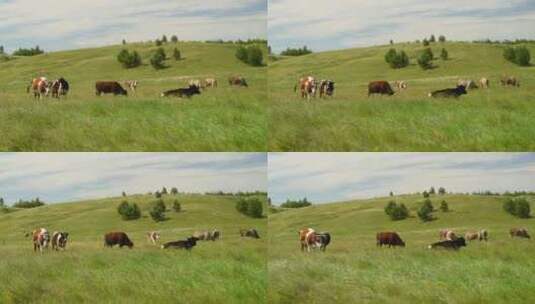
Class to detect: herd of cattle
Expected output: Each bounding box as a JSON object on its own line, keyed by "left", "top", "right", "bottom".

{"left": 25, "top": 75, "right": 248, "bottom": 100}
{"left": 298, "top": 227, "right": 530, "bottom": 252}
{"left": 29, "top": 227, "right": 260, "bottom": 253}
{"left": 294, "top": 75, "right": 522, "bottom": 100}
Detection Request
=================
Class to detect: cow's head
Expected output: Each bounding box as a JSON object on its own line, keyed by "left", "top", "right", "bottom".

{"left": 189, "top": 85, "right": 201, "bottom": 95}
{"left": 456, "top": 85, "right": 467, "bottom": 95}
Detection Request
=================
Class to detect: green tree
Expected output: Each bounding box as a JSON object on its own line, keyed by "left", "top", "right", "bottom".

{"left": 162, "top": 35, "right": 168, "bottom": 43}
{"left": 117, "top": 49, "right": 141, "bottom": 68}
{"left": 440, "top": 200, "right": 449, "bottom": 212}
{"left": 440, "top": 48, "right": 448, "bottom": 60}
{"left": 423, "top": 191, "right": 430, "bottom": 198}
{"left": 155, "top": 191, "right": 162, "bottom": 198}
{"left": 423, "top": 38, "right": 430, "bottom": 46}
{"left": 117, "top": 201, "right": 141, "bottom": 220}
{"left": 438, "top": 35, "right": 446, "bottom": 43}
{"left": 171, "top": 35, "right": 178, "bottom": 43}
{"left": 161, "top": 187, "right": 168, "bottom": 195}
{"left": 418, "top": 200, "right": 434, "bottom": 222}
{"left": 429, "top": 187, "right": 436, "bottom": 195}
{"left": 172, "top": 199, "right": 181, "bottom": 212}
{"left": 418, "top": 49, "right": 433, "bottom": 70}
{"left": 150, "top": 48, "right": 166, "bottom": 69}
{"left": 172, "top": 48, "right": 181, "bottom": 60}
{"left": 438, "top": 187, "right": 446, "bottom": 195}
{"left": 155, "top": 39, "right": 162, "bottom": 46}
{"left": 429, "top": 34, "right": 436, "bottom": 43}
{"left": 170, "top": 187, "right": 178, "bottom": 195}
{"left": 247, "top": 46, "right": 264, "bottom": 66}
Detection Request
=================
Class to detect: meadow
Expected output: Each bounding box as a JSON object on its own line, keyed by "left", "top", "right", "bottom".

{"left": 268, "top": 42, "right": 535, "bottom": 151}
{"left": 0, "top": 41, "right": 267, "bottom": 151}
{"left": 268, "top": 194, "right": 535, "bottom": 303}
{"left": 0, "top": 193, "right": 267, "bottom": 303}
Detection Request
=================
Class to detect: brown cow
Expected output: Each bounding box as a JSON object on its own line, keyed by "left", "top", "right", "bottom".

{"left": 510, "top": 228, "right": 530, "bottom": 239}
{"left": 32, "top": 228, "right": 50, "bottom": 252}
{"left": 479, "top": 78, "right": 490, "bottom": 89}
{"left": 104, "top": 232, "right": 133, "bottom": 248}
{"left": 27, "top": 77, "right": 50, "bottom": 100}
{"left": 376, "top": 232, "right": 405, "bottom": 247}
{"left": 240, "top": 228, "right": 260, "bottom": 239}
{"left": 501, "top": 76, "right": 520, "bottom": 87}
{"left": 95, "top": 81, "right": 128, "bottom": 96}
{"left": 368, "top": 81, "right": 394, "bottom": 96}
{"left": 465, "top": 231, "right": 479, "bottom": 241}
{"left": 299, "top": 228, "right": 318, "bottom": 252}
{"left": 439, "top": 229, "right": 457, "bottom": 241}
{"left": 228, "top": 76, "right": 248, "bottom": 87}
{"left": 204, "top": 78, "right": 218, "bottom": 88}
{"left": 295, "top": 76, "right": 317, "bottom": 100}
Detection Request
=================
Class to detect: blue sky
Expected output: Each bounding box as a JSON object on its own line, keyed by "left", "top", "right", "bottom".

{"left": 0, "top": 153, "right": 266, "bottom": 205}
{"left": 269, "top": 0, "right": 535, "bottom": 53}
{"left": 0, "top": 0, "right": 266, "bottom": 52}
{"left": 268, "top": 153, "right": 535, "bottom": 205}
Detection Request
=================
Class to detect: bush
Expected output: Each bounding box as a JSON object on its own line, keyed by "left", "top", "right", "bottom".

{"left": 171, "top": 35, "right": 178, "bottom": 43}
{"left": 236, "top": 197, "right": 263, "bottom": 218}
{"left": 173, "top": 48, "right": 181, "bottom": 60}
{"left": 423, "top": 39, "right": 430, "bottom": 46}
{"left": 423, "top": 191, "right": 430, "bottom": 198}
{"left": 117, "top": 201, "right": 141, "bottom": 220}
{"left": 429, "top": 35, "right": 436, "bottom": 43}
{"left": 384, "top": 48, "right": 409, "bottom": 69}
{"left": 0, "top": 197, "right": 4, "bottom": 207}
{"left": 162, "top": 35, "right": 168, "bottom": 43}
{"left": 384, "top": 201, "right": 409, "bottom": 221}
{"left": 155, "top": 191, "right": 162, "bottom": 198}
{"left": 429, "top": 187, "right": 436, "bottom": 195}
{"left": 439, "top": 35, "right": 446, "bottom": 43}
{"left": 235, "top": 46, "right": 248, "bottom": 62}
{"left": 170, "top": 187, "right": 178, "bottom": 195}
{"left": 504, "top": 46, "right": 531, "bottom": 66}
{"left": 281, "top": 198, "right": 312, "bottom": 208}
{"left": 172, "top": 199, "right": 181, "bottom": 212}
{"left": 13, "top": 198, "right": 45, "bottom": 208}
{"left": 155, "top": 39, "right": 162, "bottom": 46}
{"left": 280, "top": 46, "right": 312, "bottom": 56}
{"left": 117, "top": 49, "right": 141, "bottom": 68}
{"left": 438, "top": 187, "right": 446, "bottom": 195}
{"left": 150, "top": 48, "right": 166, "bottom": 69}
{"left": 503, "top": 198, "right": 531, "bottom": 218}
{"left": 161, "top": 187, "right": 168, "bottom": 195}
{"left": 418, "top": 49, "right": 434, "bottom": 70}
{"left": 236, "top": 45, "right": 264, "bottom": 66}
{"left": 13, "top": 46, "right": 44, "bottom": 56}
{"left": 417, "top": 200, "right": 434, "bottom": 222}
{"left": 440, "top": 200, "right": 449, "bottom": 212}
{"left": 0, "top": 46, "right": 4, "bottom": 54}
{"left": 149, "top": 199, "right": 167, "bottom": 222}
{"left": 440, "top": 48, "right": 448, "bottom": 60}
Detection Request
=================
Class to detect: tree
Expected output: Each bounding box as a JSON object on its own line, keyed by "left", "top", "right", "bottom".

{"left": 122, "top": 39, "right": 126, "bottom": 45}
{"left": 117, "top": 49, "right": 141, "bottom": 68}
{"left": 172, "top": 199, "right": 181, "bottom": 212}
{"left": 418, "top": 199, "right": 434, "bottom": 222}
{"left": 0, "top": 45, "right": 5, "bottom": 54}
{"left": 236, "top": 197, "right": 263, "bottom": 218}
{"left": 280, "top": 46, "right": 312, "bottom": 56}
{"left": 429, "top": 187, "right": 436, "bottom": 195}
{"left": 440, "top": 48, "right": 448, "bottom": 60}
{"left": 13, "top": 46, "right": 44, "bottom": 56}
{"left": 172, "top": 48, "right": 181, "bottom": 61}
{"left": 384, "top": 48, "right": 409, "bottom": 69}
{"left": 389, "top": 191, "right": 394, "bottom": 197}
{"left": 418, "top": 49, "right": 433, "bottom": 70}
{"left": 504, "top": 46, "right": 531, "bottom": 66}
{"left": 423, "top": 38, "right": 430, "bottom": 46}
{"left": 429, "top": 35, "right": 436, "bottom": 43}
{"left": 390, "top": 40, "right": 394, "bottom": 45}
{"left": 438, "top": 187, "right": 446, "bottom": 195}
{"left": 439, "top": 35, "right": 446, "bottom": 43}
{"left": 235, "top": 46, "right": 248, "bottom": 62}
{"left": 117, "top": 201, "right": 141, "bottom": 220}
{"left": 155, "top": 39, "right": 162, "bottom": 46}
{"left": 440, "top": 200, "right": 449, "bottom": 212}
{"left": 504, "top": 198, "right": 531, "bottom": 218}
{"left": 155, "top": 191, "right": 162, "bottom": 198}
{"left": 150, "top": 48, "right": 166, "bottom": 69}
{"left": 384, "top": 201, "right": 409, "bottom": 221}
{"left": 170, "top": 187, "right": 178, "bottom": 195}
{"left": 247, "top": 46, "right": 264, "bottom": 66}
{"left": 423, "top": 191, "right": 430, "bottom": 198}
{"left": 161, "top": 187, "right": 168, "bottom": 195}
{"left": 162, "top": 35, "right": 168, "bottom": 43}
{"left": 149, "top": 198, "right": 167, "bottom": 222}
{"left": 122, "top": 191, "right": 127, "bottom": 197}
{"left": 0, "top": 197, "right": 4, "bottom": 207}
{"left": 171, "top": 35, "right": 178, "bottom": 43}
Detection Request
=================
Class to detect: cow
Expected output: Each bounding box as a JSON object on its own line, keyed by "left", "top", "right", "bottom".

{"left": 193, "top": 229, "right": 220, "bottom": 241}
{"left": 510, "top": 228, "right": 530, "bottom": 239}
{"left": 204, "top": 78, "right": 218, "bottom": 88}
{"left": 147, "top": 231, "right": 160, "bottom": 245}
{"left": 319, "top": 80, "right": 335, "bottom": 98}
{"left": 368, "top": 81, "right": 395, "bottom": 96}
{"left": 295, "top": 76, "right": 317, "bottom": 100}
{"left": 160, "top": 85, "right": 201, "bottom": 98}
{"left": 478, "top": 229, "right": 488, "bottom": 241}
{"left": 124, "top": 80, "right": 138, "bottom": 93}
{"left": 501, "top": 76, "right": 520, "bottom": 87}
{"left": 439, "top": 229, "right": 457, "bottom": 241}
{"left": 479, "top": 77, "right": 490, "bottom": 89}
{"left": 458, "top": 79, "right": 478, "bottom": 89}
{"left": 428, "top": 237, "right": 467, "bottom": 250}
{"left": 316, "top": 232, "right": 331, "bottom": 252}
{"left": 428, "top": 85, "right": 467, "bottom": 98}
{"left": 51, "top": 231, "right": 69, "bottom": 251}
{"left": 240, "top": 228, "right": 260, "bottom": 239}
{"left": 228, "top": 76, "right": 248, "bottom": 87}
{"left": 32, "top": 228, "right": 50, "bottom": 253}
{"left": 27, "top": 77, "right": 50, "bottom": 100}
{"left": 104, "top": 232, "right": 133, "bottom": 248}
{"left": 95, "top": 81, "right": 128, "bottom": 96}
{"left": 188, "top": 79, "right": 204, "bottom": 89}
{"left": 393, "top": 80, "right": 408, "bottom": 91}
{"left": 465, "top": 231, "right": 479, "bottom": 241}
{"left": 376, "top": 232, "right": 405, "bottom": 248}
{"left": 161, "top": 237, "right": 199, "bottom": 250}
{"left": 50, "top": 78, "right": 69, "bottom": 98}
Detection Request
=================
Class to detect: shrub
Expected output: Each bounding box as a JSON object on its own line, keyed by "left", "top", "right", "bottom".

{"left": 150, "top": 48, "right": 166, "bottom": 69}
{"left": 429, "top": 35, "right": 436, "bottom": 43}
{"left": 384, "top": 48, "right": 409, "bottom": 69}
{"left": 122, "top": 39, "right": 126, "bottom": 45}
{"left": 150, "top": 199, "right": 166, "bottom": 222}
{"left": 170, "top": 187, "right": 178, "bottom": 195}
{"left": 503, "top": 46, "right": 531, "bottom": 66}
{"left": 280, "top": 198, "right": 311, "bottom": 208}
{"left": 439, "top": 35, "right": 446, "bottom": 43}
{"left": 423, "top": 39, "right": 430, "bottom": 46}
{"left": 417, "top": 200, "right": 434, "bottom": 222}
{"left": 418, "top": 49, "right": 433, "bottom": 70}
{"left": 161, "top": 186, "right": 168, "bottom": 195}
{"left": 438, "top": 187, "right": 446, "bottom": 195}
{"left": 13, "top": 198, "right": 45, "bottom": 208}
{"left": 429, "top": 187, "right": 436, "bottom": 195}
{"left": 280, "top": 46, "right": 312, "bottom": 56}
{"left": 172, "top": 48, "right": 181, "bottom": 60}
{"left": 117, "top": 49, "right": 141, "bottom": 68}
{"left": 0, "top": 46, "right": 4, "bottom": 54}
{"left": 155, "top": 191, "right": 162, "bottom": 198}
{"left": 155, "top": 39, "right": 162, "bottom": 46}
{"left": 236, "top": 197, "right": 263, "bottom": 218}
{"left": 0, "top": 197, "right": 3, "bottom": 207}
{"left": 440, "top": 48, "right": 448, "bottom": 60}
{"left": 423, "top": 191, "right": 430, "bottom": 198}
{"left": 236, "top": 45, "right": 264, "bottom": 66}
{"left": 162, "top": 35, "right": 168, "bottom": 43}
{"left": 171, "top": 35, "right": 178, "bottom": 43}
{"left": 235, "top": 46, "right": 248, "bottom": 62}
{"left": 384, "top": 201, "right": 409, "bottom": 221}
{"left": 172, "top": 199, "right": 181, "bottom": 212}
{"left": 504, "top": 198, "right": 531, "bottom": 218}
{"left": 440, "top": 200, "right": 449, "bottom": 212}
{"left": 117, "top": 201, "right": 141, "bottom": 220}
{"left": 13, "top": 46, "right": 44, "bottom": 56}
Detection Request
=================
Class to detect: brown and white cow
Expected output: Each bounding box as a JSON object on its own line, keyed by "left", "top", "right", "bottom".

{"left": 458, "top": 79, "right": 478, "bottom": 89}
{"left": 393, "top": 80, "right": 408, "bottom": 91}
{"left": 501, "top": 76, "right": 520, "bottom": 87}
{"left": 32, "top": 228, "right": 50, "bottom": 252}
{"left": 193, "top": 229, "right": 221, "bottom": 241}
{"left": 50, "top": 78, "right": 69, "bottom": 98}
{"left": 228, "top": 76, "right": 248, "bottom": 87}
{"left": 51, "top": 231, "right": 69, "bottom": 250}
{"left": 479, "top": 78, "right": 490, "bottom": 89}
{"left": 147, "top": 231, "right": 160, "bottom": 245}
{"left": 124, "top": 80, "right": 138, "bottom": 93}
{"left": 510, "top": 228, "right": 530, "bottom": 239}
{"left": 295, "top": 76, "right": 317, "bottom": 100}
{"left": 27, "top": 77, "right": 50, "bottom": 100}
{"left": 204, "top": 78, "right": 218, "bottom": 88}
{"left": 439, "top": 229, "right": 457, "bottom": 241}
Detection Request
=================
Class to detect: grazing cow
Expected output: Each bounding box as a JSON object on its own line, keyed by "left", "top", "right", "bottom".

{"left": 315, "top": 232, "right": 331, "bottom": 252}
{"left": 193, "top": 229, "right": 220, "bottom": 241}
{"left": 228, "top": 76, "right": 248, "bottom": 87}
{"left": 32, "top": 228, "right": 50, "bottom": 253}
{"left": 161, "top": 237, "right": 199, "bottom": 250}
{"left": 368, "top": 81, "right": 395, "bottom": 96}
{"left": 27, "top": 77, "right": 50, "bottom": 99}
{"left": 428, "top": 85, "right": 467, "bottom": 98}
{"left": 394, "top": 80, "right": 408, "bottom": 91}
{"left": 428, "top": 237, "right": 467, "bottom": 250}
{"left": 50, "top": 78, "right": 69, "bottom": 98}
{"left": 104, "top": 232, "right": 133, "bottom": 248}
{"left": 465, "top": 231, "right": 479, "bottom": 241}
{"left": 188, "top": 79, "right": 204, "bottom": 89}
{"left": 95, "top": 81, "right": 128, "bottom": 96}
{"left": 501, "top": 76, "right": 520, "bottom": 87}
{"left": 124, "top": 80, "right": 138, "bottom": 93}
{"left": 319, "top": 80, "right": 335, "bottom": 98}
{"left": 510, "top": 228, "right": 530, "bottom": 239}
{"left": 51, "top": 231, "right": 69, "bottom": 250}
{"left": 479, "top": 77, "right": 490, "bottom": 89}
{"left": 458, "top": 79, "right": 478, "bottom": 89}
{"left": 299, "top": 228, "right": 321, "bottom": 252}
{"left": 160, "top": 85, "right": 201, "bottom": 98}
{"left": 439, "top": 229, "right": 457, "bottom": 241}
{"left": 147, "top": 231, "right": 160, "bottom": 245}
{"left": 478, "top": 229, "right": 488, "bottom": 241}
{"left": 209, "top": 229, "right": 221, "bottom": 241}
{"left": 240, "top": 228, "right": 260, "bottom": 239}
{"left": 204, "top": 78, "right": 218, "bottom": 88}
{"left": 295, "top": 76, "right": 317, "bottom": 100}
{"left": 376, "top": 232, "right": 405, "bottom": 248}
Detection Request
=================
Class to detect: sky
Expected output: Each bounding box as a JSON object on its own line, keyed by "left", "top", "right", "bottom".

{"left": 0, "top": 0, "right": 266, "bottom": 52}
{"left": 0, "top": 153, "right": 266, "bottom": 205}
{"left": 269, "top": 0, "right": 535, "bottom": 53}
{"left": 269, "top": 153, "right": 535, "bottom": 205}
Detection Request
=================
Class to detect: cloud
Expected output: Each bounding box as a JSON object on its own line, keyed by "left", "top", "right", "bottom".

{"left": 268, "top": 153, "right": 535, "bottom": 204}
{"left": 0, "top": 153, "right": 267, "bottom": 204}
{"left": 268, "top": 0, "right": 535, "bottom": 52}
{"left": 0, "top": 0, "right": 266, "bottom": 52}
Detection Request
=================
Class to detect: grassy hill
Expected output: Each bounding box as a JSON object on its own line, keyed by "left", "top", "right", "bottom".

{"left": 0, "top": 193, "right": 267, "bottom": 303}
{"left": 0, "top": 41, "right": 266, "bottom": 151}
{"left": 268, "top": 194, "right": 535, "bottom": 303}
{"left": 269, "top": 42, "right": 535, "bottom": 151}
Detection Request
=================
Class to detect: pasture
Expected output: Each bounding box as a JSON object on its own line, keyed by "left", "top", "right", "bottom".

{"left": 0, "top": 193, "right": 267, "bottom": 303}
{"left": 268, "top": 42, "right": 535, "bottom": 151}
{"left": 268, "top": 194, "right": 535, "bottom": 303}
{"left": 0, "top": 41, "right": 267, "bottom": 151}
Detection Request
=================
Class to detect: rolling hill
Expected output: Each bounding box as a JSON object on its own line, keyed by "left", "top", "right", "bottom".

{"left": 268, "top": 194, "right": 535, "bottom": 303}
{"left": 268, "top": 42, "right": 535, "bottom": 151}
{"left": 0, "top": 41, "right": 267, "bottom": 151}
{"left": 0, "top": 193, "right": 267, "bottom": 303}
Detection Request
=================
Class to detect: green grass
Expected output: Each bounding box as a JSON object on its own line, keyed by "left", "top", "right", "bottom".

{"left": 0, "top": 193, "right": 267, "bottom": 303}
{"left": 0, "top": 41, "right": 267, "bottom": 151}
{"left": 268, "top": 194, "right": 535, "bottom": 303}
{"left": 268, "top": 42, "right": 535, "bottom": 151}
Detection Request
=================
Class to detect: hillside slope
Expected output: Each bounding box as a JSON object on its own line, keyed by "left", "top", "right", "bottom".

{"left": 269, "top": 42, "right": 535, "bottom": 151}
{"left": 268, "top": 194, "right": 535, "bottom": 303}
{"left": 0, "top": 41, "right": 267, "bottom": 151}
{"left": 0, "top": 193, "right": 267, "bottom": 303}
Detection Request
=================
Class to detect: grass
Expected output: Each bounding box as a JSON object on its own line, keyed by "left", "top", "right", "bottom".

{"left": 0, "top": 193, "right": 267, "bottom": 303}
{"left": 0, "top": 41, "right": 267, "bottom": 151}
{"left": 268, "top": 194, "right": 535, "bottom": 303}
{"left": 268, "top": 42, "right": 535, "bottom": 151}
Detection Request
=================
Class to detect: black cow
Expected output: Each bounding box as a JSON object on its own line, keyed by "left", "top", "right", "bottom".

{"left": 316, "top": 232, "right": 331, "bottom": 252}
{"left": 428, "top": 85, "right": 467, "bottom": 98}
{"left": 161, "top": 237, "right": 199, "bottom": 250}
{"left": 95, "top": 81, "right": 128, "bottom": 96}
{"left": 428, "top": 237, "right": 466, "bottom": 250}
{"left": 51, "top": 78, "right": 69, "bottom": 98}
{"left": 319, "top": 80, "right": 335, "bottom": 98}
{"left": 160, "top": 85, "right": 201, "bottom": 98}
